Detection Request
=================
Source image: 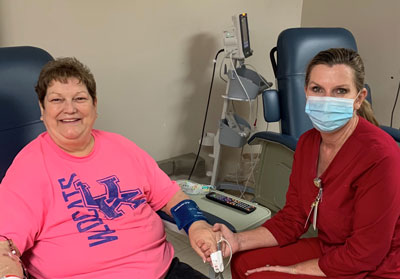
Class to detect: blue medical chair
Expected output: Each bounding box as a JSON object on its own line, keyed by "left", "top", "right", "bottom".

{"left": 363, "top": 84, "right": 400, "bottom": 144}
{"left": 248, "top": 27, "right": 358, "bottom": 212}
{"left": 381, "top": 126, "right": 400, "bottom": 144}
{"left": 0, "top": 46, "right": 53, "bottom": 182}
{"left": 248, "top": 28, "right": 364, "bottom": 212}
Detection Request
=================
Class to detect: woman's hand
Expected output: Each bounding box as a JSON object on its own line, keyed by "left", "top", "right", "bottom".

{"left": 188, "top": 220, "right": 220, "bottom": 263}
{"left": 212, "top": 223, "right": 240, "bottom": 257}
{"left": 245, "top": 259, "right": 326, "bottom": 277}
{"left": 245, "top": 264, "right": 298, "bottom": 276}
{"left": 162, "top": 190, "right": 220, "bottom": 262}
{"left": 0, "top": 240, "right": 25, "bottom": 278}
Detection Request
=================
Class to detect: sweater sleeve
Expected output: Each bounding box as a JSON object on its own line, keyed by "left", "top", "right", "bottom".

{"left": 319, "top": 147, "right": 400, "bottom": 276}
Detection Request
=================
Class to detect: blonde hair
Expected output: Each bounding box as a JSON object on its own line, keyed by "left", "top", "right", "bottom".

{"left": 358, "top": 99, "right": 379, "bottom": 126}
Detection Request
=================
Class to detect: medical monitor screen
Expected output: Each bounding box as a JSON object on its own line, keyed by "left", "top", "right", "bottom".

{"left": 239, "top": 14, "right": 251, "bottom": 58}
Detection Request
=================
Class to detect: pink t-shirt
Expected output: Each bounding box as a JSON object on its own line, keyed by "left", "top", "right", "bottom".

{"left": 0, "top": 130, "right": 180, "bottom": 278}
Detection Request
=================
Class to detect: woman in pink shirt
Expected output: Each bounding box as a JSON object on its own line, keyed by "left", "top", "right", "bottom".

{"left": 0, "top": 57, "right": 218, "bottom": 278}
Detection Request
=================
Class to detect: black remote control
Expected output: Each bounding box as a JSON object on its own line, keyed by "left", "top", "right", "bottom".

{"left": 205, "top": 192, "right": 256, "bottom": 214}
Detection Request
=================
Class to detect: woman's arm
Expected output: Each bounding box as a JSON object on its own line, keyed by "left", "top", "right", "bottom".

{"left": 0, "top": 239, "right": 24, "bottom": 278}
{"left": 161, "top": 189, "right": 190, "bottom": 216}
{"left": 212, "top": 223, "right": 278, "bottom": 257}
{"left": 214, "top": 223, "right": 326, "bottom": 277}
{"left": 161, "top": 190, "right": 219, "bottom": 262}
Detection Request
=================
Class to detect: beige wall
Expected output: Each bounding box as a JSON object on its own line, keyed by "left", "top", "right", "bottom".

{"left": 0, "top": 0, "right": 303, "bottom": 161}
{"left": 302, "top": 0, "right": 400, "bottom": 128}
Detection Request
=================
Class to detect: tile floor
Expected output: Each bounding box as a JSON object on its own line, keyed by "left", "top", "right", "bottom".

{"left": 166, "top": 228, "right": 232, "bottom": 279}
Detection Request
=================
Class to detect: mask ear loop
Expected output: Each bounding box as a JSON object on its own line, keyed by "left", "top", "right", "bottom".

{"left": 353, "top": 90, "right": 363, "bottom": 112}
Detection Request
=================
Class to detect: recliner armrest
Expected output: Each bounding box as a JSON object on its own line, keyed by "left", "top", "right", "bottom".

{"left": 248, "top": 131, "right": 297, "bottom": 151}
{"left": 262, "top": 89, "right": 280, "bottom": 122}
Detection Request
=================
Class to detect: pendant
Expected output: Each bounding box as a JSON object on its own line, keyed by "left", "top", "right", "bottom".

{"left": 314, "top": 177, "right": 322, "bottom": 188}
{"left": 304, "top": 178, "right": 323, "bottom": 230}
{"left": 304, "top": 201, "right": 316, "bottom": 229}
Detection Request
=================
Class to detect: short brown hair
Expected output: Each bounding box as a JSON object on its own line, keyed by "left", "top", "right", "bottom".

{"left": 35, "top": 57, "right": 96, "bottom": 107}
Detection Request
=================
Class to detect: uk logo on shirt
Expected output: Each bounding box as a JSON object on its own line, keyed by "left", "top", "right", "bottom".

{"left": 58, "top": 173, "right": 146, "bottom": 247}
{"left": 75, "top": 175, "right": 146, "bottom": 219}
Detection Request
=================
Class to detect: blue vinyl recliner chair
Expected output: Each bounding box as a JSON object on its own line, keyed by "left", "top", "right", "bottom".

{"left": 0, "top": 46, "right": 53, "bottom": 182}
{"left": 248, "top": 27, "right": 400, "bottom": 213}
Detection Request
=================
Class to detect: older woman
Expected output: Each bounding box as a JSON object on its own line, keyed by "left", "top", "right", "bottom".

{"left": 0, "top": 58, "right": 217, "bottom": 278}
{"left": 213, "top": 48, "right": 400, "bottom": 278}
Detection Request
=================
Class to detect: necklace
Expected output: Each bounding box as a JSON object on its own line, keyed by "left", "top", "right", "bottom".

{"left": 304, "top": 177, "right": 323, "bottom": 230}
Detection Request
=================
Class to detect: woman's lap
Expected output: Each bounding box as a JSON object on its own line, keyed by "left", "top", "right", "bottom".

{"left": 165, "top": 257, "right": 208, "bottom": 279}
{"left": 231, "top": 237, "right": 323, "bottom": 279}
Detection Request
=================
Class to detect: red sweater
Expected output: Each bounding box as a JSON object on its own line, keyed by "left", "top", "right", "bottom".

{"left": 264, "top": 117, "right": 400, "bottom": 278}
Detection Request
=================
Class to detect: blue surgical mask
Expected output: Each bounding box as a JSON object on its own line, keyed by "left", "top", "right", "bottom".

{"left": 305, "top": 95, "right": 358, "bottom": 133}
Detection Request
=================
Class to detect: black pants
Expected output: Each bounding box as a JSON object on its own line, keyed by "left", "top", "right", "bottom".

{"left": 165, "top": 257, "right": 209, "bottom": 279}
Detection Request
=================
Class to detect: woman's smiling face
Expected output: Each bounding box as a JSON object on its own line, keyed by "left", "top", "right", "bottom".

{"left": 40, "top": 77, "right": 97, "bottom": 153}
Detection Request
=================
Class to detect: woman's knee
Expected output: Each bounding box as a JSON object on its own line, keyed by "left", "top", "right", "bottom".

{"left": 231, "top": 251, "right": 252, "bottom": 279}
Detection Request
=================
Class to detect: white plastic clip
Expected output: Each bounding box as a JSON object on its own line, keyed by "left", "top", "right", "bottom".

{"left": 210, "top": 250, "right": 224, "bottom": 273}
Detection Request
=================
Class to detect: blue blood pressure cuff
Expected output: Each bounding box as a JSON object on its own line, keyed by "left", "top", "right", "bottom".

{"left": 171, "top": 200, "right": 208, "bottom": 234}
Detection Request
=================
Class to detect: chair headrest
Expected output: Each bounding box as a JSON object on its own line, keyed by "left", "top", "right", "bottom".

{"left": 275, "top": 28, "right": 358, "bottom": 139}
{"left": 276, "top": 27, "right": 357, "bottom": 79}
{"left": 0, "top": 46, "right": 53, "bottom": 131}
{"left": 0, "top": 46, "right": 53, "bottom": 182}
